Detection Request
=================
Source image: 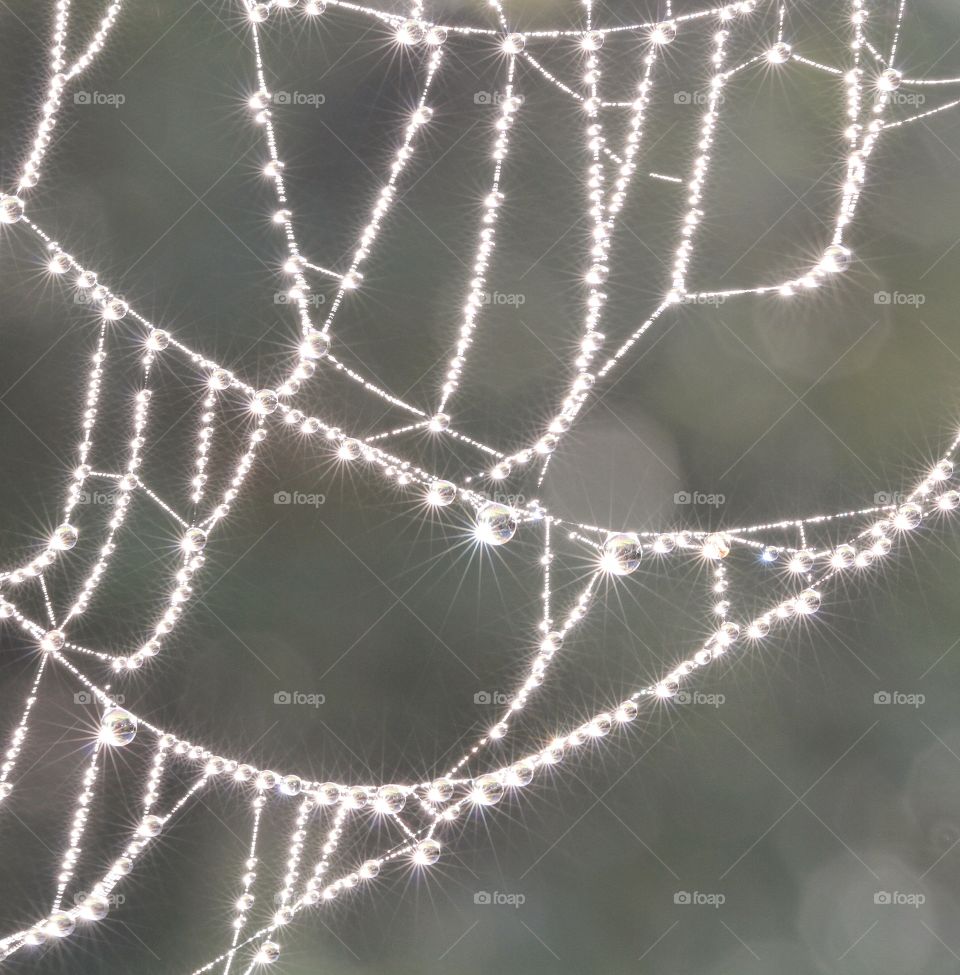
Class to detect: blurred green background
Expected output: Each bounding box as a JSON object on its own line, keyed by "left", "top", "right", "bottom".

{"left": 2, "top": 0, "right": 960, "bottom": 972}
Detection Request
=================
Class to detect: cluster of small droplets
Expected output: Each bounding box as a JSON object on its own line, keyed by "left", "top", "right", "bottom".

{"left": 190, "top": 385, "right": 218, "bottom": 506}
{"left": 2, "top": 752, "right": 211, "bottom": 954}
{"left": 832, "top": 0, "right": 869, "bottom": 254}
{"left": 481, "top": 9, "right": 766, "bottom": 481}
{"left": 64, "top": 354, "right": 154, "bottom": 623}
{"left": 549, "top": 37, "right": 607, "bottom": 461}
{"left": 711, "top": 556, "right": 731, "bottom": 625}
{"left": 524, "top": 40, "right": 663, "bottom": 469}
{"left": 223, "top": 797, "right": 264, "bottom": 971}
{"left": 65, "top": 321, "right": 108, "bottom": 519}
{"left": 300, "top": 804, "right": 349, "bottom": 906}
{"left": 319, "top": 45, "right": 444, "bottom": 332}
{"left": 0, "top": 538, "right": 59, "bottom": 593}
{"left": 15, "top": 0, "right": 125, "bottom": 195}
{"left": 139, "top": 736, "right": 169, "bottom": 814}
{"left": 246, "top": 14, "right": 320, "bottom": 348}
{"left": 436, "top": 55, "right": 519, "bottom": 416}
{"left": 468, "top": 0, "right": 929, "bottom": 468}
{"left": 16, "top": 0, "right": 72, "bottom": 192}
{"left": 0, "top": 654, "right": 49, "bottom": 805}
{"left": 481, "top": 33, "right": 610, "bottom": 480}
{"left": 0, "top": 652, "right": 437, "bottom": 959}
{"left": 273, "top": 790, "right": 312, "bottom": 923}
{"left": 446, "top": 553, "right": 603, "bottom": 777}
{"left": 671, "top": 22, "right": 731, "bottom": 295}
{"left": 51, "top": 744, "right": 102, "bottom": 913}
{"left": 321, "top": 350, "right": 427, "bottom": 417}
{"left": 833, "top": 13, "right": 895, "bottom": 255}
{"left": 3, "top": 177, "right": 944, "bottom": 688}
{"left": 109, "top": 417, "right": 271, "bottom": 668}
{"left": 606, "top": 47, "right": 658, "bottom": 222}
{"left": 218, "top": 830, "right": 423, "bottom": 975}
{"left": 433, "top": 462, "right": 960, "bottom": 811}
{"left": 366, "top": 419, "right": 428, "bottom": 442}
{"left": 3, "top": 447, "right": 959, "bottom": 965}
{"left": 540, "top": 516, "right": 553, "bottom": 629}
{"left": 0, "top": 0, "right": 951, "bottom": 609}
{"left": 45, "top": 17, "right": 960, "bottom": 732}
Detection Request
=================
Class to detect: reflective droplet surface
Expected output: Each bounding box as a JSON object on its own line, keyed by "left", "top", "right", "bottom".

{"left": 101, "top": 707, "right": 138, "bottom": 746}
{"left": 652, "top": 20, "right": 677, "bottom": 43}
{"left": 600, "top": 533, "right": 642, "bottom": 575}
{"left": 182, "top": 528, "right": 207, "bottom": 554}
{"left": 280, "top": 774, "right": 301, "bottom": 796}
{"left": 375, "top": 785, "right": 406, "bottom": 815}
{"left": 796, "top": 589, "right": 821, "bottom": 614}
{"left": 41, "top": 629, "right": 65, "bottom": 652}
{"left": 139, "top": 814, "right": 163, "bottom": 837}
{"left": 301, "top": 330, "right": 330, "bottom": 359}
{"left": 52, "top": 524, "right": 79, "bottom": 550}
{"left": 471, "top": 774, "right": 504, "bottom": 805}
{"left": 253, "top": 389, "right": 279, "bottom": 415}
{"left": 702, "top": 533, "right": 730, "bottom": 560}
{"left": 768, "top": 41, "right": 792, "bottom": 63}
{"left": 821, "top": 244, "right": 851, "bottom": 273}
{"left": 46, "top": 912, "right": 75, "bottom": 938}
{"left": 80, "top": 894, "right": 110, "bottom": 921}
{"left": 475, "top": 502, "right": 517, "bottom": 545}
{"left": 893, "top": 503, "right": 922, "bottom": 530}
{"left": 257, "top": 940, "right": 280, "bottom": 963}
{"left": 413, "top": 839, "right": 441, "bottom": 865}
{"left": 0, "top": 195, "right": 25, "bottom": 223}
{"left": 427, "top": 480, "right": 456, "bottom": 506}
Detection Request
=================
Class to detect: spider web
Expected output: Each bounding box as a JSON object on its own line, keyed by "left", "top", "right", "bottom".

{"left": 0, "top": 0, "right": 959, "bottom": 968}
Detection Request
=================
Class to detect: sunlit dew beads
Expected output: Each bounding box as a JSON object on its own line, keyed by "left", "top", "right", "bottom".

{"left": 0, "top": 696, "right": 457, "bottom": 952}
{"left": 1, "top": 195, "right": 25, "bottom": 223}
{"left": 0, "top": 454, "right": 958, "bottom": 964}
{"left": 4, "top": 0, "right": 960, "bottom": 969}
